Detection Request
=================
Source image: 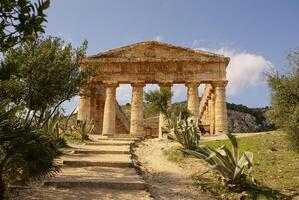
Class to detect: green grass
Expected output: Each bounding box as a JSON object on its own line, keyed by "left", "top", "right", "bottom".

{"left": 165, "top": 131, "right": 299, "bottom": 199}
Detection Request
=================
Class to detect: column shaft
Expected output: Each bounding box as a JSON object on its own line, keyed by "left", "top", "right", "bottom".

{"left": 130, "top": 83, "right": 145, "bottom": 135}
{"left": 186, "top": 83, "right": 200, "bottom": 120}
{"left": 210, "top": 93, "right": 216, "bottom": 134}
{"left": 102, "top": 83, "right": 118, "bottom": 135}
{"left": 77, "top": 87, "right": 91, "bottom": 122}
{"left": 214, "top": 82, "right": 228, "bottom": 134}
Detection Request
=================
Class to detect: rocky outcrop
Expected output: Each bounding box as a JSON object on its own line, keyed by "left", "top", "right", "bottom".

{"left": 227, "top": 110, "right": 262, "bottom": 133}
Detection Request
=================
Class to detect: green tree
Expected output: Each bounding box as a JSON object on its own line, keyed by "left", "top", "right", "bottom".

{"left": 0, "top": 36, "right": 95, "bottom": 199}
{"left": 267, "top": 48, "right": 299, "bottom": 151}
{"left": 0, "top": 36, "right": 94, "bottom": 124}
{"left": 0, "top": 0, "right": 50, "bottom": 52}
{"left": 144, "top": 88, "right": 173, "bottom": 118}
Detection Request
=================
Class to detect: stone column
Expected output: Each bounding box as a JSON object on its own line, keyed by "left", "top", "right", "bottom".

{"left": 158, "top": 82, "right": 172, "bottom": 138}
{"left": 102, "top": 82, "right": 118, "bottom": 136}
{"left": 186, "top": 82, "right": 200, "bottom": 120}
{"left": 77, "top": 86, "right": 91, "bottom": 122}
{"left": 209, "top": 92, "right": 216, "bottom": 134}
{"left": 130, "top": 82, "right": 145, "bottom": 136}
{"left": 214, "top": 81, "right": 228, "bottom": 134}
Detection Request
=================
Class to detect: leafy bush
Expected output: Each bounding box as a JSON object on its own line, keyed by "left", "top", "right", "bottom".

{"left": 73, "top": 120, "right": 94, "bottom": 141}
{"left": 267, "top": 48, "right": 299, "bottom": 151}
{"left": 40, "top": 111, "right": 68, "bottom": 153}
{"left": 167, "top": 113, "right": 201, "bottom": 150}
{"left": 0, "top": 102, "right": 59, "bottom": 198}
{"left": 184, "top": 133, "right": 256, "bottom": 189}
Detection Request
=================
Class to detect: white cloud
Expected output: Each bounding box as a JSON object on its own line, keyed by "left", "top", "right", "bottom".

{"left": 197, "top": 47, "right": 273, "bottom": 95}
{"left": 192, "top": 39, "right": 205, "bottom": 46}
{"left": 153, "top": 35, "right": 163, "bottom": 42}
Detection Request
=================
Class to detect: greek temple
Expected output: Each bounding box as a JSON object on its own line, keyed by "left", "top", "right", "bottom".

{"left": 77, "top": 41, "right": 230, "bottom": 137}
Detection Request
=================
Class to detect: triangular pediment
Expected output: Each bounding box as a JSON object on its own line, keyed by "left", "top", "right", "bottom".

{"left": 86, "top": 41, "right": 229, "bottom": 63}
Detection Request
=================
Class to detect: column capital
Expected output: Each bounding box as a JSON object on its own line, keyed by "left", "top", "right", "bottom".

{"left": 212, "top": 80, "right": 228, "bottom": 87}
{"left": 103, "top": 81, "right": 119, "bottom": 88}
{"left": 131, "top": 81, "right": 145, "bottom": 87}
{"left": 185, "top": 81, "right": 201, "bottom": 87}
{"left": 159, "top": 81, "right": 173, "bottom": 87}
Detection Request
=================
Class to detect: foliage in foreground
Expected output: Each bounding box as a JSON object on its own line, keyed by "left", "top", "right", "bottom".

{"left": 0, "top": 102, "right": 60, "bottom": 199}
{"left": 184, "top": 133, "right": 256, "bottom": 190}
{"left": 144, "top": 88, "right": 198, "bottom": 150}
{"left": 73, "top": 120, "right": 94, "bottom": 141}
{"left": 0, "top": 0, "right": 50, "bottom": 52}
{"left": 267, "top": 48, "right": 299, "bottom": 152}
{"left": 0, "top": 35, "right": 94, "bottom": 198}
{"left": 167, "top": 113, "right": 201, "bottom": 150}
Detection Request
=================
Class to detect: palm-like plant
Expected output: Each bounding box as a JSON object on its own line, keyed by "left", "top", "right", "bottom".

{"left": 73, "top": 119, "right": 94, "bottom": 141}
{"left": 0, "top": 102, "right": 59, "bottom": 199}
{"left": 183, "top": 133, "right": 256, "bottom": 189}
{"left": 167, "top": 113, "right": 201, "bottom": 150}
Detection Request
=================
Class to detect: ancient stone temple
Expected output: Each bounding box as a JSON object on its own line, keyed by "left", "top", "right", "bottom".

{"left": 77, "top": 41, "right": 230, "bottom": 136}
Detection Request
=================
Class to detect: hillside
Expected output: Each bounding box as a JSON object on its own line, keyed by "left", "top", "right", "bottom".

{"left": 121, "top": 101, "right": 274, "bottom": 133}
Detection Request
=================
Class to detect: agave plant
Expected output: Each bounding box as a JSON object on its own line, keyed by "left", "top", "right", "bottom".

{"left": 73, "top": 119, "right": 94, "bottom": 141}
{"left": 183, "top": 133, "right": 256, "bottom": 189}
{"left": 166, "top": 113, "right": 201, "bottom": 150}
{"left": 40, "top": 111, "right": 67, "bottom": 152}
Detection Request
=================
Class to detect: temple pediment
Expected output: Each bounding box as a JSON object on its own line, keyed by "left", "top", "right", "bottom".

{"left": 85, "top": 41, "right": 229, "bottom": 64}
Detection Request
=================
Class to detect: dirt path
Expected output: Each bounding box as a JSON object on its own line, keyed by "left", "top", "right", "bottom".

{"left": 134, "top": 131, "right": 274, "bottom": 200}
{"left": 134, "top": 138, "right": 213, "bottom": 200}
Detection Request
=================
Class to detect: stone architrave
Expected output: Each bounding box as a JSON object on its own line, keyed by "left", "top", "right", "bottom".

{"left": 130, "top": 82, "right": 145, "bottom": 135}
{"left": 102, "top": 81, "right": 118, "bottom": 136}
{"left": 214, "top": 81, "right": 228, "bottom": 134}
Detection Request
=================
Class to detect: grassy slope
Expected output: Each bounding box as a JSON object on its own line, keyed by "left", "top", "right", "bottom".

{"left": 200, "top": 132, "right": 299, "bottom": 192}
{"left": 165, "top": 131, "right": 299, "bottom": 199}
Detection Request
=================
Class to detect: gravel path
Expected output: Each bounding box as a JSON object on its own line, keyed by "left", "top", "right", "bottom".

{"left": 135, "top": 138, "right": 213, "bottom": 200}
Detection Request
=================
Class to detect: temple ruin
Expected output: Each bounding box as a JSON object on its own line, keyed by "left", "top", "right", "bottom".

{"left": 77, "top": 41, "right": 230, "bottom": 137}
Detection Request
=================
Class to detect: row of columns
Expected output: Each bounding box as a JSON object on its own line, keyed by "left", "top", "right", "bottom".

{"left": 199, "top": 82, "right": 228, "bottom": 134}
{"left": 79, "top": 81, "right": 228, "bottom": 136}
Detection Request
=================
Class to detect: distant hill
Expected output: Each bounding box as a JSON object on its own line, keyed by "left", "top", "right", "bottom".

{"left": 121, "top": 101, "right": 275, "bottom": 133}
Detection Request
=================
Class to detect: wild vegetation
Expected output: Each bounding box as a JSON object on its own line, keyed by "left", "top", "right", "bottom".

{"left": 267, "top": 47, "right": 299, "bottom": 151}
{"left": 184, "top": 133, "right": 256, "bottom": 190}
{"left": 0, "top": 1, "right": 96, "bottom": 197}
{"left": 144, "top": 88, "right": 201, "bottom": 150}
{"left": 166, "top": 132, "right": 298, "bottom": 199}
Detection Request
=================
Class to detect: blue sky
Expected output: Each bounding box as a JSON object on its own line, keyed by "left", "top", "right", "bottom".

{"left": 44, "top": 0, "right": 299, "bottom": 111}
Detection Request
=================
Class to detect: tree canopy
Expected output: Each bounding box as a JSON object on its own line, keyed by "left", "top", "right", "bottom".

{"left": 267, "top": 47, "right": 299, "bottom": 151}
{"left": 0, "top": 0, "right": 50, "bottom": 52}
{"left": 0, "top": 36, "right": 95, "bottom": 123}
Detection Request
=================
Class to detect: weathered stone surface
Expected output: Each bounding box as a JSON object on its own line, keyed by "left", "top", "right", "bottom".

{"left": 78, "top": 41, "right": 230, "bottom": 136}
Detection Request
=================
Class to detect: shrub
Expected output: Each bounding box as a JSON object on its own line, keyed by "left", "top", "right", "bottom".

{"left": 40, "top": 111, "right": 68, "bottom": 153}
{"left": 0, "top": 102, "right": 59, "bottom": 199}
{"left": 73, "top": 120, "right": 94, "bottom": 141}
{"left": 267, "top": 49, "right": 299, "bottom": 151}
{"left": 184, "top": 133, "right": 256, "bottom": 190}
{"left": 167, "top": 113, "right": 201, "bottom": 150}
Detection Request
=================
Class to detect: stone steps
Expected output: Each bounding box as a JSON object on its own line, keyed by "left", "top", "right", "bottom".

{"left": 85, "top": 142, "right": 132, "bottom": 146}
{"left": 44, "top": 180, "right": 146, "bottom": 190}
{"left": 72, "top": 149, "right": 130, "bottom": 154}
{"left": 35, "top": 136, "right": 151, "bottom": 199}
{"left": 22, "top": 188, "right": 152, "bottom": 200}
{"left": 97, "top": 138, "right": 140, "bottom": 141}
{"left": 63, "top": 160, "right": 133, "bottom": 168}
{"left": 44, "top": 167, "right": 146, "bottom": 190}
